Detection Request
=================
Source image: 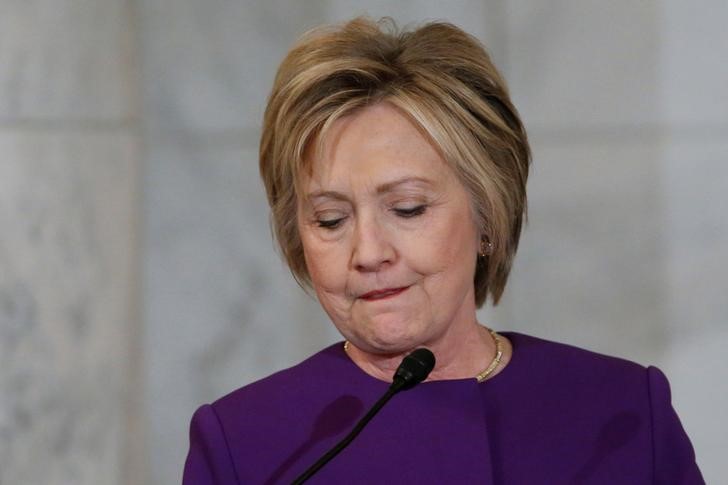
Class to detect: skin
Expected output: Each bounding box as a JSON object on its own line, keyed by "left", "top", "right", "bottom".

{"left": 297, "top": 101, "right": 511, "bottom": 382}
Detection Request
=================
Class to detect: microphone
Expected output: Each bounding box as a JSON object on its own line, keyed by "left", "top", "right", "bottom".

{"left": 290, "top": 348, "right": 436, "bottom": 484}
{"left": 391, "top": 348, "right": 437, "bottom": 391}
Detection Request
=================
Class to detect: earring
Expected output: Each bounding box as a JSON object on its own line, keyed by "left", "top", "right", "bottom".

{"left": 479, "top": 239, "right": 493, "bottom": 257}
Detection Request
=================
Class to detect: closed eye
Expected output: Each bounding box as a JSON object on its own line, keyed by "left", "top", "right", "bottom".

{"left": 393, "top": 205, "right": 427, "bottom": 218}
{"left": 317, "top": 217, "right": 346, "bottom": 229}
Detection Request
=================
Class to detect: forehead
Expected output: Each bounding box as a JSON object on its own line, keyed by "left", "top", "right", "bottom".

{"left": 302, "top": 102, "right": 454, "bottom": 192}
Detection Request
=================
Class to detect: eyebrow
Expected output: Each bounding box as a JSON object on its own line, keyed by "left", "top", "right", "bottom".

{"left": 306, "top": 176, "right": 436, "bottom": 201}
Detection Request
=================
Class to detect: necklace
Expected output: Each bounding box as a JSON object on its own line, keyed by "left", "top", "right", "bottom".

{"left": 475, "top": 327, "right": 503, "bottom": 382}
{"left": 342, "top": 326, "right": 504, "bottom": 383}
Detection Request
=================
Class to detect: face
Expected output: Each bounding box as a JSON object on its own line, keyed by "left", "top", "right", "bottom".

{"left": 297, "top": 102, "right": 481, "bottom": 355}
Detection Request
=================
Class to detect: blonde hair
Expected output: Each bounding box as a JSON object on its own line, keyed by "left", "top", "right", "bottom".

{"left": 259, "top": 17, "right": 530, "bottom": 307}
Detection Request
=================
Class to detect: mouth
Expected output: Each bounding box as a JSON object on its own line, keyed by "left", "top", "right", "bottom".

{"left": 359, "top": 286, "right": 410, "bottom": 301}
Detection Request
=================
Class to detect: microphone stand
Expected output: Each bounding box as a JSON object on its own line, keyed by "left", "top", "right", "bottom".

{"left": 290, "top": 348, "right": 435, "bottom": 484}
{"left": 291, "top": 384, "right": 399, "bottom": 484}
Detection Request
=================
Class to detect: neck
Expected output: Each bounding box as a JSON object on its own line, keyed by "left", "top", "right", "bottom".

{"left": 345, "top": 320, "right": 498, "bottom": 383}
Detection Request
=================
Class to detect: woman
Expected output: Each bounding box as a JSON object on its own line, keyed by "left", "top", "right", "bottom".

{"left": 183, "top": 17, "right": 703, "bottom": 484}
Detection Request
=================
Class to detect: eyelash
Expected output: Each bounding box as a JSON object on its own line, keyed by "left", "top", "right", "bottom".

{"left": 393, "top": 205, "right": 427, "bottom": 218}
{"left": 317, "top": 218, "right": 345, "bottom": 229}
{"left": 315, "top": 205, "right": 427, "bottom": 230}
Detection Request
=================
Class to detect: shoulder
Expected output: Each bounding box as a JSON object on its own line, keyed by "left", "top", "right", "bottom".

{"left": 501, "top": 332, "right": 700, "bottom": 450}
{"left": 498, "top": 331, "right": 655, "bottom": 418}
{"left": 502, "top": 330, "right": 648, "bottom": 383}
{"left": 208, "top": 342, "right": 348, "bottom": 422}
{"left": 184, "top": 342, "right": 381, "bottom": 482}
{"left": 183, "top": 343, "right": 354, "bottom": 483}
{"left": 501, "top": 331, "right": 703, "bottom": 481}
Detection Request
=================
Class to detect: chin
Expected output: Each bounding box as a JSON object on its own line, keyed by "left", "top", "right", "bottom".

{"left": 360, "top": 318, "right": 424, "bottom": 354}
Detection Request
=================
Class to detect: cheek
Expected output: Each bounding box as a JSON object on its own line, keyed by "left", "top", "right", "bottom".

{"left": 301, "top": 231, "right": 349, "bottom": 295}
{"left": 302, "top": 240, "right": 355, "bottom": 325}
{"left": 406, "top": 211, "right": 478, "bottom": 277}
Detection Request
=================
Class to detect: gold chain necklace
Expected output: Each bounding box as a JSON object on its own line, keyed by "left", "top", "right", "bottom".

{"left": 475, "top": 327, "right": 503, "bottom": 382}
{"left": 342, "top": 326, "right": 503, "bottom": 383}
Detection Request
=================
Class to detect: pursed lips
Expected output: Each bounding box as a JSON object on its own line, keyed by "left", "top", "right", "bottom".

{"left": 358, "top": 286, "right": 410, "bottom": 301}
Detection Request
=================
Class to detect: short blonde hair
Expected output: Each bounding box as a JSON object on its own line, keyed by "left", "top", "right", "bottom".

{"left": 259, "top": 17, "right": 530, "bottom": 307}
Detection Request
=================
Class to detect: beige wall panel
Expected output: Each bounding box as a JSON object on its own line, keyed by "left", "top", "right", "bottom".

{"left": 0, "top": 0, "right": 135, "bottom": 121}
{"left": 0, "top": 132, "right": 139, "bottom": 485}
{"left": 138, "top": 0, "right": 327, "bottom": 131}
{"left": 659, "top": 2, "right": 728, "bottom": 125}
{"left": 505, "top": 1, "right": 660, "bottom": 130}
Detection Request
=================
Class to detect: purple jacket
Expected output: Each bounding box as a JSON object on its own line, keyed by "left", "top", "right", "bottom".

{"left": 183, "top": 331, "right": 704, "bottom": 484}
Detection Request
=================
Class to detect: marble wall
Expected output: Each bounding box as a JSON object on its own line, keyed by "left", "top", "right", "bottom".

{"left": 2, "top": 1, "right": 725, "bottom": 484}
{"left": 0, "top": 1, "right": 143, "bottom": 484}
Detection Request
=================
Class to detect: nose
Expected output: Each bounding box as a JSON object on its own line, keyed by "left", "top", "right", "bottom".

{"left": 350, "top": 214, "right": 395, "bottom": 272}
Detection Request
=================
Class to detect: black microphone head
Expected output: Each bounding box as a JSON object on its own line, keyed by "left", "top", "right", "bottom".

{"left": 391, "top": 348, "right": 436, "bottom": 391}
